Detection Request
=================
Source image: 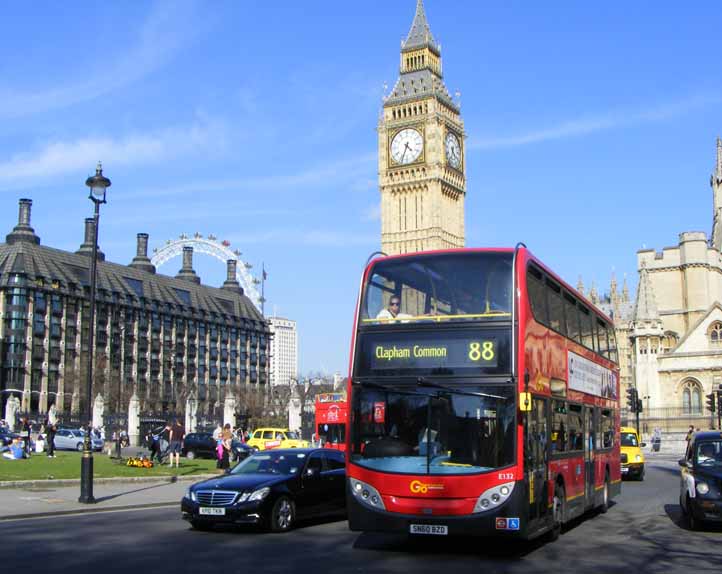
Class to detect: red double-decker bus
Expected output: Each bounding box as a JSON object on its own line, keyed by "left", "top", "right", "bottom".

{"left": 346, "top": 247, "right": 620, "bottom": 540}
{"left": 315, "top": 392, "right": 348, "bottom": 451}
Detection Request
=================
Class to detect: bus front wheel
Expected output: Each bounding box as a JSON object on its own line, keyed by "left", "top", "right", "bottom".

{"left": 547, "top": 484, "right": 565, "bottom": 542}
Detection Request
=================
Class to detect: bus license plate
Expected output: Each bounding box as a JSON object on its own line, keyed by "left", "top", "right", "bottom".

{"left": 199, "top": 507, "right": 225, "bottom": 516}
{"left": 410, "top": 524, "right": 447, "bottom": 536}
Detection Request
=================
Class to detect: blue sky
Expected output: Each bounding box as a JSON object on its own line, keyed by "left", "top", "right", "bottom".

{"left": 2, "top": 1, "right": 722, "bottom": 375}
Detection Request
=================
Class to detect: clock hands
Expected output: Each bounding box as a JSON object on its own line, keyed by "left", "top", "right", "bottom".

{"left": 400, "top": 142, "right": 411, "bottom": 163}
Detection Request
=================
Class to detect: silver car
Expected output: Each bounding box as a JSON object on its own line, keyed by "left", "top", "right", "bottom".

{"left": 53, "top": 429, "right": 104, "bottom": 452}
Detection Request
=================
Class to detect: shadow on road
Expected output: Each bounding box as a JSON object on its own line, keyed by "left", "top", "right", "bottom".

{"left": 94, "top": 482, "right": 169, "bottom": 503}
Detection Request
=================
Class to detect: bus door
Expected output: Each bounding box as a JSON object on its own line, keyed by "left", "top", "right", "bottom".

{"left": 526, "top": 397, "right": 550, "bottom": 530}
{"left": 584, "top": 406, "right": 595, "bottom": 506}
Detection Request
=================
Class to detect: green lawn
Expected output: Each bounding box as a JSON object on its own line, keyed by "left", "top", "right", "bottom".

{"left": 0, "top": 451, "right": 222, "bottom": 482}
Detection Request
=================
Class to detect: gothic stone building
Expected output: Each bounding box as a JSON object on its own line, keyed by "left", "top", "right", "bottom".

{"left": 593, "top": 139, "right": 722, "bottom": 431}
{"left": 0, "top": 199, "right": 270, "bottom": 429}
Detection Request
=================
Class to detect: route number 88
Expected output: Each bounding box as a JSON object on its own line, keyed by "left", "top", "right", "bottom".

{"left": 468, "top": 341, "right": 495, "bottom": 362}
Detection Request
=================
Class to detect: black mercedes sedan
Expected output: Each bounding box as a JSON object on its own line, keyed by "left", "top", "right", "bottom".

{"left": 181, "top": 447, "right": 346, "bottom": 532}
{"left": 679, "top": 431, "right": 722, "bottom": 529}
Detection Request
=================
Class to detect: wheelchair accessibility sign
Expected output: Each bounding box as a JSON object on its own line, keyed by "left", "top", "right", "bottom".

{"left": 495, "top": 517, "right": 520, "bottom": 531}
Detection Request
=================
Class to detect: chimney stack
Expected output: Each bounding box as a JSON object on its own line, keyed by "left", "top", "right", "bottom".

{"left": 176, "top": 246, "right": 200, "bottom": 284}
{"left": 129, "top": 233, "right": 156, "bottom": 274}
{"left": 222, "top": 259, "right": 244, "bottom": 294}
{"left": 76, "top": 217, "right": 105, "bottom": 261}
{"left": 6, "top": 198, "right": 40, "bottom": 245}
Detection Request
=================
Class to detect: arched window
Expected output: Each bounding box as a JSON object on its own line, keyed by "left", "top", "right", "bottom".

{"left": 661, "top": 331, "right": 678, "bottom": 353}
{"left": 681, "top": 379, "right": 703, "bottom": 414}
{"left": 709, "top": 322, "right": 722, "bottom": 347}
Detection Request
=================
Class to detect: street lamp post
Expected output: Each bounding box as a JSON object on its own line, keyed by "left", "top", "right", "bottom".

{"left": 79, "top": 163, "right": 111, "bottom": 505}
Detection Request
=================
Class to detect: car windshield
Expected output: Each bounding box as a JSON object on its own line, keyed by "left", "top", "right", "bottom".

{"left": 360, "top": 252, "right": 513, "bottom": 325}
{"left": 231, "top": 452, "right": 307, "bottom": 475}
{"left": 620, "top": 432, "right": 638, "bottom": 447}
{"left": 695, "top": 440, "right": 722, "bottom": 466}
{"left": 350, "top": 383, "right": 515, "bottom": 475}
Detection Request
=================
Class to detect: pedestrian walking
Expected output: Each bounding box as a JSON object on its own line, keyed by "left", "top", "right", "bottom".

{"left": 219, "top": 423, "right": 232, "bottom": 470}
{"left": 46, "top": 422, "right": 56, "bottom": 457}
{"left": 169, "top": 419, "right": 185, "bottom": 468}
{"left": 21, "top": 417, "right": 31, "bottom": 457}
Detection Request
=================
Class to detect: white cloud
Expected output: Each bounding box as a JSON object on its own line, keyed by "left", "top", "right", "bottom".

{"left": 362, "top": 203, "right": 381, "bottom": 222}
{"left": 0, "top": 117, "right": 226, "bottom": 186}
{"left": 469, "top": 92, "right": 722, "bottom": 150}
{"left": 120, "top": 152, "right": 377, "bottom": 200}
{"left": 0, "top": 0, "right": 205, "bottom": 119}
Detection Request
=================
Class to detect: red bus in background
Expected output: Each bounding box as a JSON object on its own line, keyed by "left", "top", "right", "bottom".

{"left": 315, "top": 392, "right": 348, "bottom": 451}
{"left": 346, "top": 247, "right": 620, "bottom": 541}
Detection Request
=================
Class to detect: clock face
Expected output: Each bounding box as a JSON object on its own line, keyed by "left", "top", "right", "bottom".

{"left": 390, "top": 128, "right": 424, "bottom": 165}
{"left": 445, "top": 132, "right": 461, "bottom": 169}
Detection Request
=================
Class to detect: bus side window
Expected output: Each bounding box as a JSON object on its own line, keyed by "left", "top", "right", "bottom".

{"left": 600, "top": 409, "right": 613, "bottom": 449}
{"left": 546, "top": 279, "right": 566, "bottom": 335}
{"left": 579, "top": 305, "right": 594, "bottom": 350}
{"left": 527, "top": 266, "right": 549, "bottom": 325}
{"left": 551, "top": 400, "right": 567, "bottom": 453}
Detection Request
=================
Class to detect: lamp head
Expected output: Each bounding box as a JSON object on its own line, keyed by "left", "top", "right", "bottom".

{"left": 85, "top": 162, "right": 111, "bottom": 203}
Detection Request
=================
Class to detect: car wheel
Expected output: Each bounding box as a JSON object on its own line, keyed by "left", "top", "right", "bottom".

{"left": 190, "top": 520, "right": 212, "bottom": 531}
{"left": 269, "top": 496, "right": 295, "bottom": 533}
{"left": 185, "top": 450, "right": 196, "bottom": 460}
{"left": 686, "top": 496, "right": 703, "bottom": 530}
{"left": 599, "top": 475, "right": 610, "bottom": 514}
{"left": 76, "top": 442, "right": 84, "bottom": 452}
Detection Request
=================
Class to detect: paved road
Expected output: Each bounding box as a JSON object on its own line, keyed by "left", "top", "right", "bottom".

{"left": 1, "top": 460, "right": 719, "bottom": 574}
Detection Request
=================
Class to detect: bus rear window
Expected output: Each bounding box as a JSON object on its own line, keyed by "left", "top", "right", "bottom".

{"left": 361, "top": 252, "right": 513, "bottom": 325}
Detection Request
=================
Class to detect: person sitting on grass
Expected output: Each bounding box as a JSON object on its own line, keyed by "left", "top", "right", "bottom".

{"left": 2, "top": 438, "right": 26, "bottom": 460}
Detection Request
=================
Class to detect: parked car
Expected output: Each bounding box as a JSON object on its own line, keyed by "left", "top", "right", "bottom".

{"left": 246, "top": 428, "right": 309, "bottom": 451}
{"left": 620, "top": 426, "right": 646, "bottom": 480}
{"left": 182, "top": 432, "right": 253, "bottom": 462}
{"left": 679, "top": 430, "right": 722, "bottom": 530}
{"left": 182, "top": 448, "right": 346, "bottom": 532}
{"left": 53, "top": 429, "right": 104, "bottom": 452}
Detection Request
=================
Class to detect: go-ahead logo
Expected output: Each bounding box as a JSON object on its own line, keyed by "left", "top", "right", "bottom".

{"left": 410, "top": 480, "right": 444, "bottom": 494}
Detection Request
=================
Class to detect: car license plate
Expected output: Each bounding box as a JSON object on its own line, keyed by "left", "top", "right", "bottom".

{"left": 199, "top": 507, "right": 225, "bottom": 516}
{"left": 410, "top": 524, "right": 447, "bottom": 535}
{"left": 621, "top": 466, "right": 628, "bottom": 474}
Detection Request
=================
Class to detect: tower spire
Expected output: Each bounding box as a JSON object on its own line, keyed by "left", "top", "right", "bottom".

{"left": 633, "top": 262, "right": 660, "bottom": 322}
{"left": 403, "top": 0, "right": 439, "bottom": 53}
{"left": 711, "top": 137, "right": 722, "bottom": 250}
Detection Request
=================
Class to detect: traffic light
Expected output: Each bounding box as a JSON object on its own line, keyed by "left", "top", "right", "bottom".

{"left": 706, "top": 393, "right": 716, "bottom": 413}
{"left": 636, "top": 398, "right": 643, "bottom": 413}
{"left": 626, "top": 387, "right": 638, "bottom": 413}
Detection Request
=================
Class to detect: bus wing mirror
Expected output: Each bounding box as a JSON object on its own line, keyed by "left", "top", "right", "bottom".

{"left": 519, "top": 392, "right": 532, "bottom": 412}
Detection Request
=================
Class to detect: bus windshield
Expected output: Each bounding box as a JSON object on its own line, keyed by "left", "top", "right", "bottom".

{"left": 360, "top": 252, "right": 513, "bottom": 325}
{"left": 350, "top": 383, "right": 515, "bottom": 475}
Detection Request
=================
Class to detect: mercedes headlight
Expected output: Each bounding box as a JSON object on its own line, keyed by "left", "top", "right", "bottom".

{"left": 185, "top": 489, "right": 197, "bottom": 502}
{"left": 473, "top": 482, "right": 515, "bottom": 513}
{"left": 248, "top": 487, "right": 271, "bottom": 502}
{"left": 349, "top": 478, "right": 385, "bottom": 510}
{"left": 696, "top": 481, "right": 710, "bottom": 495}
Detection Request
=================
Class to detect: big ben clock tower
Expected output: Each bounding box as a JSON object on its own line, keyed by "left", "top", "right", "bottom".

{"left": 379, "top": 0, "right": 466, "bottom": 255}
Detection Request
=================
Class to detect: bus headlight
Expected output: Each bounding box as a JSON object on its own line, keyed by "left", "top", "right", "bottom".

{"left": 349, "top": 478, "right": 386, "bottom": 510}
{"left": 696, "top": 481, "right": 710, "bottom": 495}
{"left": 473, "top": 482, "right": 515, "bottom": 514}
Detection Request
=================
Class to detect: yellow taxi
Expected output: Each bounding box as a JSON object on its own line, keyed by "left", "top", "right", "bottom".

{"left": 246, "top": 428, "right": 309, "bottom": 451}
{"left": 620, "top": 426, "right": 646, "bottom": 480}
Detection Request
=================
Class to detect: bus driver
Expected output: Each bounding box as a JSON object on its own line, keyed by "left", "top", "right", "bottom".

{"left": 377, "top": 296, "right": 412, "bottom": 321}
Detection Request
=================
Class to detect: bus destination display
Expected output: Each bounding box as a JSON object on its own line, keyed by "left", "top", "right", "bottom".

{"left": 369, "top": 337, "right": 498, "bottom": 370}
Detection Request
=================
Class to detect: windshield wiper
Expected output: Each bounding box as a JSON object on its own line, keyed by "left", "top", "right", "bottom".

{"left": 416, "top": 377, "right": 507, "bottom": 400}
